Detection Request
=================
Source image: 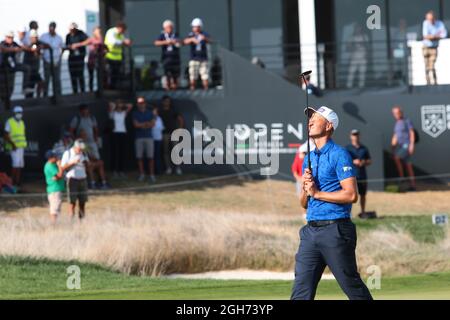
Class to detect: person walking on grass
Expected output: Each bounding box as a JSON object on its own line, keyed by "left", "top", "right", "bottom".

{"left": 292, "top": 106, "right": 372, "bottom": 300}
{"left": 44, "top": 150, "right": 65, "bottom": 225}
{"left": 133, "top": 96, "right": 156, "bottom": 183}
{"left": 60, "top": 139, "right": 89, "bottom": 221}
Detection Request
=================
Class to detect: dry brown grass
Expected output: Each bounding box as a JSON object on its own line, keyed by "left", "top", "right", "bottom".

{"left": 1, "top": 178, "right": 449, "bottom": 277}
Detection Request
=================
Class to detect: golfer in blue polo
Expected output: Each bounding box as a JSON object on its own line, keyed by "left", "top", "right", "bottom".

{"left": 291, "top": 106, "right": 373, "bottom": 300}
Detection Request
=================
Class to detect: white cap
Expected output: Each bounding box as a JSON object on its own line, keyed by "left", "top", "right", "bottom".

{"left": 13, "top": 106, "right": 23, "bottom": 113}
{"left": 299, "top": 139, "right": 315, "bottom": 154}
{"left": 73, "top": 139, "right": 86, "bottom": 150}
{"left": 191, "top": 18, "right": 203, "bottom": 27}
{"left": 304, "top": 106, "right": 339, "bottom": 130}
{"left": 69, "top": 22, "right": 78, "bottom": 29}
{"left": 5, "top": 31, "right": 14, "bottom": 38}
{"left": 162, "top": 19, "right": 173, "bottom": 28}
{"left": 29, "top": 29, "right": 38, "bottom": 38}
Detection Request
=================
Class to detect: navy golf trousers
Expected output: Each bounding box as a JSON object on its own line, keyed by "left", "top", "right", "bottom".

{"left": 291, "top": 220, "right": 373, "bottom": 300}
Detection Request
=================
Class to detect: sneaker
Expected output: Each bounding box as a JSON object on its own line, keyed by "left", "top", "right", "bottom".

{"left": 165, "top": 168, "right": 172, "bottom": 175}
{"left": 175, "top": 167, "right": 182, "bottom": 175}
{"left": 100, "top": 182, "right": 111, "bottom": 190}
{"left": 89, "top": 181, "right": 97, "bottom": 189}
{"left": 149, "top": 175, "right": 156, "bottom": 183}
{"left": 138, "top": 174, "right": 145, "bottom": 182}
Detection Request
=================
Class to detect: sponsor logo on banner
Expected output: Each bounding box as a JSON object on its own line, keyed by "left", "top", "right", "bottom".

{"left": 421, "top": 105, "right": 450, "bottom": 138}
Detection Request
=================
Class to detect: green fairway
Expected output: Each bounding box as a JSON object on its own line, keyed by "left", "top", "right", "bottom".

{"left": 0, "top": 257, "right": 449, "bottom": 299}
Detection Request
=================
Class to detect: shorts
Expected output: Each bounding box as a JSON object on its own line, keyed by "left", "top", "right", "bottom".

{"left": 135, "top": 138, "right": 154, "bottom": 159}
{"left": 395, "top": 144, "right": 411, "bottom": 163}
{"left": 87, "top": 142, "right": 101, "bottom": 160}
{"left": 10, "top": 148, "right": 25, "bottom": 168}
{"left": 162, "top": 58, "right": 181, "bottom": 78}
{"left": 189, "top": 60, "right": 209, "bottom": 81}
{"left": 48, "top": 191, "right": 62, "bottom": 215}
{"left": 357, "top": 181, "right": 367, "bottom": 196}
{"left": 67, "top": 178, "right": 88, "bottom": 204}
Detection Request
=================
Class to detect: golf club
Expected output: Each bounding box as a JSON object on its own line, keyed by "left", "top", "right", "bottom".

{"left": 300, "top": 70, "right": 312, "bottom": 172}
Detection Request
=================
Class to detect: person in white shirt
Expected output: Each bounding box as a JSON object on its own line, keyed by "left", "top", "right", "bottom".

{"left": 108, "top": 100, "right": 133, "bottom": 177}
{"left": 40, "top": 22, "right": 64, "bottom": 97}
{"left": 60, "top": 139, "right": 89, "bottom": 220}
{"left": 152, "top": 106, "right": 165, "bottom": 174}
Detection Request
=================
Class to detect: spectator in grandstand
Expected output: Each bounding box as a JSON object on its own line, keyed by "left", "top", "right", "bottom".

{"left": 69, "top": 104, "right": 105, "bottom": 188}
{"left": 22, "top": 30, "right": 44, "bottom": 98}
{"left": 422, "top": 10, "right": 447, "bottom": 85}
{"left": 133, "top": 96, "right": 156, "bottom": 183}
{"left": 184, "top": 18, "right": 211, "bottom": 90}
{"left": 346, "top": 129, "right": 372, "bottom": 217}
{"left": 152, "top": 106, "right": 165, "bottom": 174}
{"left": 302, "top": 74, "right": 322, "bottom": 97}
{"left": 154, "top": 19, "right": 181, "bottom": 91}
{"left": 141, "top": 60, "right": 161, "bottom": 90}
{"left": 78, "top": 129, "right": 109, "bottom": 190}
{"left": 65, "top": 23, "right": 88, "bottom": 94}
{"left": 3, "top": 106, "right": 27, "bottom": 187}
{"left": 70, "top": 26, "right": 107, "bottom": 92}
{"left": 108, "top": 99, "right": 133, "bottom": 178}
{"left": 346, "top": 24, "right": 369, "bottom": 89}
{"left": 21, "top": 21, "right": 39, "bottom": 47}
{"left": 40, "top": 22, "right": 64, "bottom": 97}
{"left": 44, "top": 150, "right": 65, "bottom": 225}
{"left": 159, "top": 95, "right": 184, "bottom": 175}
{"left": 391, "top": 105, "right": 416, "bottom": 191}
{"left": 0, "top": 31, "right": 32, "bottom": 99}
{"left": 104, "top": 21, "right": 132, "bottom": 89}
{"left": 52, "top": 130, "right": 73, "bottom": 160}
{"left": 60, "top": 139, "right": 89, "bottom": 220}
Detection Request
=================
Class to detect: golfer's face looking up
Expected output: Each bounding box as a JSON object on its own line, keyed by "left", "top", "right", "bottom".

{"left": 309, "top": 112, "right": 333, "bottom": 138}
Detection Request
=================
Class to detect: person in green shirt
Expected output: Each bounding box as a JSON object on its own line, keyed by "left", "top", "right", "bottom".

{"left": 44, "top": 150, "right": 65, "bottom": 224}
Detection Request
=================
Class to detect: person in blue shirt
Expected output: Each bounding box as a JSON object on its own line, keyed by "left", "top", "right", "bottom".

{"left": 291, "top": 106, "right": 372, "bottom": 300}
{"left": 422, "top": 10, "right": 447, "bottom": 85}
{"left": 154, "top": 20, "right": 181, "bottom": 90}
{"left": 346, "top": 129, "right": 372, "bottom": 217}
{"left": 132, "top": 96, "right": 156, "bottom": 183}
{"left": 184, "top": 18, "right": 210, "bottom": 90}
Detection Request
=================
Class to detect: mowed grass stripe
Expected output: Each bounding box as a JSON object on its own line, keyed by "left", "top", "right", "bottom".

{"left": 1, "top": 257, "right": 449, "bottom": 299}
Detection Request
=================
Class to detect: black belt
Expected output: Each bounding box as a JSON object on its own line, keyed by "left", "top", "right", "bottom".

{"left": 308, "top": 218, "right": 351, "bottom": 227}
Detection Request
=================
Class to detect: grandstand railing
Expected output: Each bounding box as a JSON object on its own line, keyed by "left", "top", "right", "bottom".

{"left": 0, "top": 39, "right": 415, "bottom": 109}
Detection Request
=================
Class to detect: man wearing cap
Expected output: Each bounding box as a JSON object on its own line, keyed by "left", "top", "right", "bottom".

{"left": 44, "top": 150, "right": 65, "bottom": 224}
{"left": 346, "top": 129, "right": 372, "bottom": 217}
{"left": 154, "top": 20, "right": 181, "bottom": 91}
{"left": 3, "top": 106, "right": 27, "bottom": 186}
{"left": 61, "top": 139, "right": 89, "bottom": 220}
{"left": 104, "top": 21, "right": 132, "bottom": 89}
{"left": 291, "top": 106, "right": 372, "bottom": 300}
{"left": 40, "top": 22, "right": 64, "bottom": 97}
{"left": 65, "top": 23, "right": 88, "bottom": 94}
{"left": 184, "top": 18, "right": 211, "bottom": 90}
{"left": 0, "top": 31, "right": 31, "bottom": 101}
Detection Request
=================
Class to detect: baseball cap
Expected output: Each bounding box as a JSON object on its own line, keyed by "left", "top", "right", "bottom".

{"left": 69, "top": 22, "right": 78, "bottom": 29}
{"left": 163, "top": 20, "right": 173, "bottom": 28}
{"left": 351, "top": 129, "right": 360, "bottom": 135}
{"left": 45, "top": 150, "right": 57, "bottom": 159}
{"left": 5, "top": 31, "right": 14, "bottom": 38}
{"left": 73, "top": 139, "right": 86, "bottom": 150}
{"left": 29, "top": 29, "right": 38, "bottom": 38}
{"left": 304, "top": 106, "right": 339, "bottom": 130}
{"left": 191, "top": 18, "right": 203, "bottom": 27}
{"left": 13, "top": 106, "right": 23, "bottom": 113}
